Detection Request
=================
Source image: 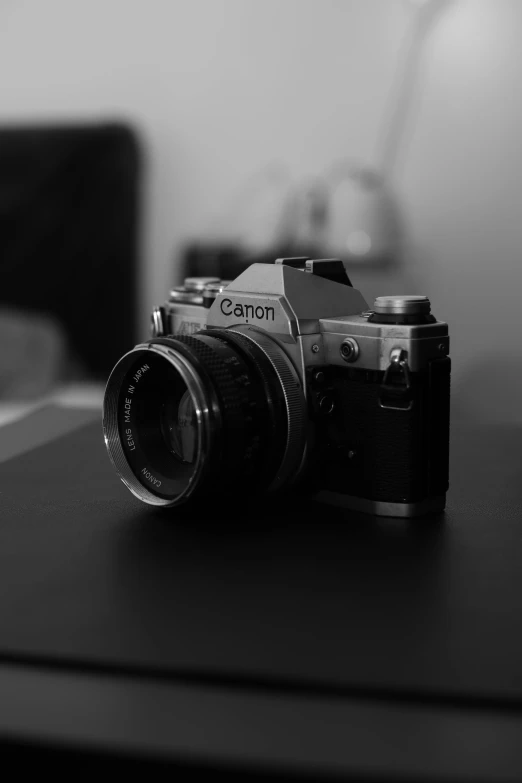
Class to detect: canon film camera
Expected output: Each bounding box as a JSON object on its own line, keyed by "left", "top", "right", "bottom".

{"left": 103, "top": 257, "right": 450, "bottom": 517}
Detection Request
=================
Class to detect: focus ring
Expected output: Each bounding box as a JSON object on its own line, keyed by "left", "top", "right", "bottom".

{"left": 163, "top": 335, "right": 248, "bottom": 420}
{"left": 158, "top": 334, "right": 272, "bottom": 488}
{"left": 227, "top": 327, "right": 307, "bottom": 491}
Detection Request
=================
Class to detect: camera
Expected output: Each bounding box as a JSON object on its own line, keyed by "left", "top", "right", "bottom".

{"left": 103, "top": 257, "right": 450, "bottom": 517}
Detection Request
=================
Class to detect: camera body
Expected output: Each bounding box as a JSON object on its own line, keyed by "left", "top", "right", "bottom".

{"left": 151, "top": 258, "right": 450, "bottom": 517}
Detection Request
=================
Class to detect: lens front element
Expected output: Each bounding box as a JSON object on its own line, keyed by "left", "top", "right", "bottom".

{"left": 103, "top": 346, "right": 209, "bottom": 505}
{"left": 160, "top": 391, "right": 198, "bottom": 465}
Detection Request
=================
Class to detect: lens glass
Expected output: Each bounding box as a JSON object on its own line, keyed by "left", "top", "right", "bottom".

{"left": 159, "top": 390, "right": 197, "bottom": 464}
{"left": 117, "top": 352, "right": 202, "bottom": 500}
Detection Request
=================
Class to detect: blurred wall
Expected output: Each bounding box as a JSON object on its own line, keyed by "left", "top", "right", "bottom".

{"left": 0, "top": 0, "right": 520, "bottom": 422}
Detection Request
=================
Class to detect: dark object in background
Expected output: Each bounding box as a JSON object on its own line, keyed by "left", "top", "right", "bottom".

{"left": 0, "top": 123, "right": 140, "bottom": 379}
{"left": 182, "top": 241, "right": 304, "bottom": 281}
{"left": 182, "top": 242, "right": 245, "bottom": 281}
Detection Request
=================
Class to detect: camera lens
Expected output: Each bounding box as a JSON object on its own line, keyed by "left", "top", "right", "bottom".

{"left": 103, "top": 329, "right": 307, "bottom": 508}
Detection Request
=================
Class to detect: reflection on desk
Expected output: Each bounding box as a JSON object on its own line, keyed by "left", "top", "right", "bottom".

{"left": 0, "top": 383, "right": 103, "bottom": 463}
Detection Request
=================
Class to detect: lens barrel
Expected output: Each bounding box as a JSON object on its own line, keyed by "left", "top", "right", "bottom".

{"left": 103, "top": 329, "right": 306, "bottom": 508}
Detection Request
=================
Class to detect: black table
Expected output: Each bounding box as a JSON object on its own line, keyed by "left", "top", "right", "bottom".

{"left": 1, "top": 412, "right": 522, "bottom": 779}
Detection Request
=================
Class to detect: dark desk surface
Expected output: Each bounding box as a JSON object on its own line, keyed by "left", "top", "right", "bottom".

{"left": 1, "top": 414, "right": 522, "bottom": 779}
